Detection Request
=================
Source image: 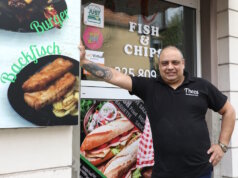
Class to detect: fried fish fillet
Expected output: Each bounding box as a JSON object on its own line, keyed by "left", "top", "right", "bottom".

{"left": 22, "top": 58, "right": 73, "bottom": 92}
{"left": 24, "top": 72, "right": 76, "bottom": 110}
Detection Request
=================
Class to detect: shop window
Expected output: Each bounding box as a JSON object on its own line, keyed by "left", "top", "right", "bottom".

{"left": 81, "top": 0, "right": 197, "bottom": 81}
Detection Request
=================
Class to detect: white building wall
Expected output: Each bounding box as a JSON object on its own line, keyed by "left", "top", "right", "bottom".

{"left": 0, "top": 127, "right": 73, "bottom": 178}
{"left": 217, "top": 0, "right": 238, "bottom": 177}
{"left": 0, "top": 167, "right": 71, "bottom": 178}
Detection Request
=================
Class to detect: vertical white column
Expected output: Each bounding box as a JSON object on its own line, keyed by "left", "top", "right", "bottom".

{"left": 217, "top": 0, "right": 238, "bottom": 177}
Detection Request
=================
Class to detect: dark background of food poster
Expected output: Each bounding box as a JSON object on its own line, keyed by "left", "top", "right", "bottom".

{"left": 0, "top": 0, "right": 80, "bottom": 128}
{"left": 80, "top": 99, "right": 148, "bottom": 178}
{"left": 80, "top": 155, "right": 106, "bottom": 178}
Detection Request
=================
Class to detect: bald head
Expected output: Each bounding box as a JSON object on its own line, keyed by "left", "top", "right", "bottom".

{"left": 159, "top": 46, "right": 184, "bottom": 61}
{"left": 158, "top": 45, "right": 185, "bottom": 86}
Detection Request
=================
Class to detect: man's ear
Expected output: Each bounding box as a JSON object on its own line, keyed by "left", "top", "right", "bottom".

{"left": 182, "top": 59, "right": 185, "bottom": 68}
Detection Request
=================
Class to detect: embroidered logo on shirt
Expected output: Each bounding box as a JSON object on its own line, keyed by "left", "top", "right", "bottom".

{"left": 184, "top": 88, "right": 199, "bottom": 96}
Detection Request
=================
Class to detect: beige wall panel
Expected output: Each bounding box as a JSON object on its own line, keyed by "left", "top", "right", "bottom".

{"left": 216, "top": 36, "right": 238, "bottom": 68}
{"left": 217, "top": 11, "right": 229, "bottom": 38}
{"left": 229, "top": 0, "right": 238, "bottom": 11}
{"left": 229, "top": 10, "right": 238, "bottom": 37}
{"left": 229, "top": 92, "right": 238, "bottom": 112}
{"left": 0, "top": 167, "right": 71, "bottom": 178}
{"left": 218, "top": 37, "right": 229, "bottom": 64}
{"left": 221, "top": 148, "right": 238, "bottom": 177}
{"left": 229, "top": 120, "right": 238, "bottom": 148}
{"left": 218, "top": 65, "right": 230, "bottom": 91}
{"left": 229, "top": 37, "right": 238, "bottom": 64}
{"left": 217, "top": 0, "right": 228, "bottom": 12}
{"left": 0, "top": 127, "right": 72, "bottom": 174}
{"left": 229, "top": 64, "right": 238, "bottom": 90}
{"left": 218, "top": 64, "right": 238, "bottom": 91}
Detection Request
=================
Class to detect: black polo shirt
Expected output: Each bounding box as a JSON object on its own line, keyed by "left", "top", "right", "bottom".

{"left": 130, "top": 71, "right": 227, "bottom": 178}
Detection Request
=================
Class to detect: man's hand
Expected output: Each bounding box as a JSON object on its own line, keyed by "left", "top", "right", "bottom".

{"left": 77, "top": 40, "right": 132, "bottom": 91}
{"left": 207, "top": 144, "right": 224, "bottom": 166}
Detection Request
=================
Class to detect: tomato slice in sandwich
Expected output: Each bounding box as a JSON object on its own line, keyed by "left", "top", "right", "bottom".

{"left": 107, "top": 112, "right": 114, "bottom": 118}
{"left": 110, "top": 136, "right": 121, "bottom": 144}
{"left": 97, "top": 143, "right": 108, "bottom": 150}
{"left": 121, "top": 130, "right": 131, "bottom": 137}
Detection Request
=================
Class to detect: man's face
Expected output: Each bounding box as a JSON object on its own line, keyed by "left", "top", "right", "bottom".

{"left": 158, "top": 48, "right": 185, "bottom": 85}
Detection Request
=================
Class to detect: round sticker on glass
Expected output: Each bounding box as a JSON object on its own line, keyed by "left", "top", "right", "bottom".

{"left": 83, "top": 27, "right": 103, "bottom": 50}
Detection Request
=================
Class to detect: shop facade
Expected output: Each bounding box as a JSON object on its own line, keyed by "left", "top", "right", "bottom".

{"left": 0, "top": 0, "right": 237, "bottom": 178}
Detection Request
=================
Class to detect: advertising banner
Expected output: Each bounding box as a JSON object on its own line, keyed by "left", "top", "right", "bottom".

{"left": 80, "top": 1, "right": 164, "bottom": 177}
{"left": 0, "top": 0, "right": 80, "bottom": 128}
{"left": 80, "top": 99, "right": 154, "bottom": 178}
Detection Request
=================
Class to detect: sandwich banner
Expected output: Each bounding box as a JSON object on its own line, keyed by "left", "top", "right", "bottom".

{"left": 80, "top": 99, "right": 154, "bottom": 178}
{"left": 0, "top": 0, "right": 80, "bottom": 128}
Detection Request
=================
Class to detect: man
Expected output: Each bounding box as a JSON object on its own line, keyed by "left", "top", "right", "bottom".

{"left": 79, "top": 42, "right": 236, "bottom": 178}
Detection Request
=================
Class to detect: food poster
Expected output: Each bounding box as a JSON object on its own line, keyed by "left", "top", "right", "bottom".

{"left": 80, "top": 99, "right": 154, "bottom": 178}
{"left": 0, "top": 0, "right": 80, "bottom": 128}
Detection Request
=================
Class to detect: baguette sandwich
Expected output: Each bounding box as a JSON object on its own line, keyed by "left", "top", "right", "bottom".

{"left": 103, "top": 137, "right": 140, "bottom": 178}
{"left": 80, "top": 118, "right": 140, "bottom": 166}
{"left": 123, "top": 166, "right": 153, "bottom": 178}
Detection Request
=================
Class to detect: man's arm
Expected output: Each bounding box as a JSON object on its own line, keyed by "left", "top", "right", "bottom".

{"left": 218, "top": 100, "right": 236, "bottom": 146}
{"left": 79, "top": 41, "right": 132, "bottom": 92}
{"left": 207, "top": 100, "right": 236, "bottom": 166}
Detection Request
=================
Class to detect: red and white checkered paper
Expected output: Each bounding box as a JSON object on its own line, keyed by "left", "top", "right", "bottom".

{"left": 136, "top": 116, "right": 154, "bottom": 168}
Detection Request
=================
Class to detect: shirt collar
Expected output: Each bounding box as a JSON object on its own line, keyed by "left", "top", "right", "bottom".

{"left": 156, "top": 70, "right": 195, "bottom": 85}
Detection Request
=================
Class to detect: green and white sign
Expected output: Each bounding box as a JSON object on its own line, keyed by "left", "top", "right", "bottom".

{"left": 84, "top": 3, "right": 104, "bottom": 28}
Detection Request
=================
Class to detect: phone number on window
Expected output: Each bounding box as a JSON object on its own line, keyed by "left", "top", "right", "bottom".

{"left": 115, "top": 67, "right": 157, "bottom": 78}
